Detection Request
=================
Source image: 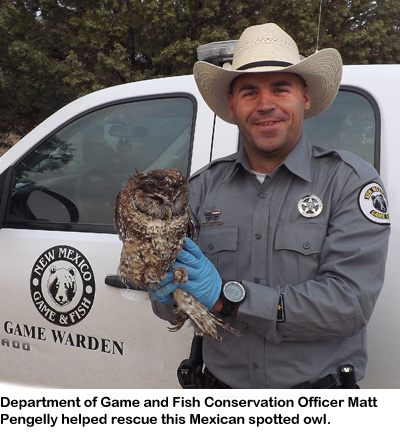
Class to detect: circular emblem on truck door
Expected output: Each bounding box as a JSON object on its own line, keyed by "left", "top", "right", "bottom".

{"left": 30, "top": 246, "right": 95, "bottom": 326}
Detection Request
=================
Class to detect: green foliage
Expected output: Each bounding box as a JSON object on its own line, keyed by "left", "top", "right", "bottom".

{"left": 1, "top": 0, "right": 400, "bottom": 147}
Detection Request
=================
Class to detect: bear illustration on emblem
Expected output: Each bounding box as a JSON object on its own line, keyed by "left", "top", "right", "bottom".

{"left": 47, "top": 266, "right": 78, "bottom": 307}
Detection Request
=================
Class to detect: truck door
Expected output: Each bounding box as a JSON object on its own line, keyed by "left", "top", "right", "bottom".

{"left": 0, "top": 94, "right": 198, "bottom": 388}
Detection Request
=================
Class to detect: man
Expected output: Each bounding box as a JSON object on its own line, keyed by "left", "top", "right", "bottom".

{"left": 151, "top": 23, "right": 390, "bottom": 388}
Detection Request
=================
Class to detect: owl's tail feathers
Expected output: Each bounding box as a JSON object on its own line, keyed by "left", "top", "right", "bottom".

{"left": 170, "top": 288, "right": 240, "bottom": 342}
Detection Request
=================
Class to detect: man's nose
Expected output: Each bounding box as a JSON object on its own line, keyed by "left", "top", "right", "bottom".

{"left": 257, "top": 91, "right": 276, "bottom": 111}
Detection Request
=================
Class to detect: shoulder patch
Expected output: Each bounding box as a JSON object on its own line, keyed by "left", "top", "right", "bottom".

{"left": 358, "top": 182, "right": 390, "bottom": 225}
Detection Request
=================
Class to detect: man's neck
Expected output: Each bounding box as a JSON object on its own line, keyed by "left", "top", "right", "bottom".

{"left": 243, "top": 136, "right": 302, "bottom": 174}
{"left": 244, "top": 148, "right": 289, "bottom": 174}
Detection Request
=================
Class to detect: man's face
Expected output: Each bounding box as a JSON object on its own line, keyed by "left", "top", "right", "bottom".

{"left": 228, "top": 72, "right": 311, "bottom": 172}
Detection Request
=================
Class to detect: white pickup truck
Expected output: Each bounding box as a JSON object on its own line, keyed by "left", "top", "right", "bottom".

{"left": 0, "top": 52, "right": 398, "bottom": 388}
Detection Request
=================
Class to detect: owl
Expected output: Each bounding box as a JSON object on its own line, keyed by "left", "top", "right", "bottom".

{"left": 114, "top": 168, "right": 237, "bottom": 341}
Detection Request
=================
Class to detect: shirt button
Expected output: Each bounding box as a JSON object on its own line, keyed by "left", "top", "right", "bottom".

{"left": 252, "top": 362, "right": 259, "bottom": 369}
{"left": 208, "top": 243, "right": 214, "bottom": 250}
{"left": 260, "top": 193, "right": 267, "bottom": 199}
{"left": 255, "top": 233, "right": 262, "bottom": 240}
{"left": 254, "top": 277, "right": 260, "bottom": 284}
{"left": 303, "top": 242, "right": 311, "bottom": 250}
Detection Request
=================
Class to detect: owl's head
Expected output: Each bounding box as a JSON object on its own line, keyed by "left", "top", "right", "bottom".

{"left": 130, "top": 168, "right": 189, "bottom": 219}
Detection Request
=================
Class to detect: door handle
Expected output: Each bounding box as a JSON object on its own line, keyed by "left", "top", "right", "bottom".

{"left": 104, "top": 275, "right": 146, "bottom": 291}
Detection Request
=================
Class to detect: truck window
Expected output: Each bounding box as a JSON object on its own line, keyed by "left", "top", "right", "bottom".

{"left": 303, "top": 88, "right": 379, "bottom": 169}
{"left": 4, "top": 96, "right": 195, "bottom": 231}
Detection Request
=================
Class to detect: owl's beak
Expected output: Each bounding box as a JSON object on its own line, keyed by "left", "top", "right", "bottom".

{"left": 168, "top": 208, "right": 172, "bottom": 219}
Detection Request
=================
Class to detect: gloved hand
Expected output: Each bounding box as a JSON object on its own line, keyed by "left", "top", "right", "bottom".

{"left": 149, "top": 238, "right": 221, "bottom": 310}
{"left": 148, "top": 273, "right": 176, "bottom": 306}
{"left": 173, "top": 238, "right": 221, "bottom": 309}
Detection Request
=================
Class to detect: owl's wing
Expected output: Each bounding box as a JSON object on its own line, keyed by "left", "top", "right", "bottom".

{"left": 186, "top": 211, "right": 197, "bottom": 243}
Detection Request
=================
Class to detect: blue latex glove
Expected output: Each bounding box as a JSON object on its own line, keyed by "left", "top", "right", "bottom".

{"left": 148, "top": 274, "right": 176, "bottom": 306}
{"left": 173, "top": 238, "right": 221, "bottom": 309}
{"left": 149, "top": 238, "right": 221, "bottom": 310}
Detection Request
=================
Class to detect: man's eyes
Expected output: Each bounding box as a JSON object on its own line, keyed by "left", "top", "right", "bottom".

{"left": 242, "top": 90, "right": 257, "bottom": 97}
{"left": 241, "top": 88, "right": 289, "bottom": 97}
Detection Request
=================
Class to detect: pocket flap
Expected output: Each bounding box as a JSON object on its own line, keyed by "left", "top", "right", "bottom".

{"left": 198, "top": 225, "right": 238, "bottom": 255}
{"left": 275, "top": 223, "right": 327, "bottom": 255}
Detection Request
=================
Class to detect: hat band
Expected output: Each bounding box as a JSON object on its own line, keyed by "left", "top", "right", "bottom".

{"left": 237, "top": 61, "right": 293, "bottom": 71}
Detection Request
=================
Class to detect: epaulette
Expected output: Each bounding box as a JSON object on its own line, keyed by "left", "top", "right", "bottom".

{"left": 189, "top": 152, "right": 238, "bottom": 181}
{"left": 313, "top": 145, "right": 378, "bottom": 179}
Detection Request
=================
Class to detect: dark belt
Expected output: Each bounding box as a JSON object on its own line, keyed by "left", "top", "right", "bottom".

{"left": 203, "top": 368, "right": 232, "bottom": 389}
{"left": 293, "top": 373, "right": 339, "bottom": 389}
{"left": 205, "top": 370, "right": 355, "bottom": 389}
{"left": 293, "top": 365, "right": 359, "bottom": 389}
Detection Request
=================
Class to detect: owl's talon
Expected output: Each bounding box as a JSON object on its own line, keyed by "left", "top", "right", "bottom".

{"left": 173, "top": 266, "right": 188, "bottom": 285}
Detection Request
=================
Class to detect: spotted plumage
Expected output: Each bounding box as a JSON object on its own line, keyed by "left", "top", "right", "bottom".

{"left": 114, "top": 168, "right": 237, "bottom": 341}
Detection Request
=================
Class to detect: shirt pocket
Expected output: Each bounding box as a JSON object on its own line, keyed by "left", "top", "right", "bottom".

{"left": 274, "top": 223, "right": 327, "bottom": 284}
{"left": 197, "top": 225, "right": 238, "bottom": 279}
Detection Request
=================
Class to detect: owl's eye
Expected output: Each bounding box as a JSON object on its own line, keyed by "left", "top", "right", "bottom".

{"left": 149, "top": 195, "right": 164, "bottom": 204}
{"left": 172, "top": 191, "right": 183, "bottom": 202}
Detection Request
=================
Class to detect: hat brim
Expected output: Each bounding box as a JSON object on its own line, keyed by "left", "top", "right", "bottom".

{"left": 194, "top": 48, "right": 342, "bottom": 124}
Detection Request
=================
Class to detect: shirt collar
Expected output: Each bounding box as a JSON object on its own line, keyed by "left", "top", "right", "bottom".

{"left": 280, "top": 133, "right": 312, "bottom": 182}
{"left": 227, "top": 133, "right": 313, "bottom": 183}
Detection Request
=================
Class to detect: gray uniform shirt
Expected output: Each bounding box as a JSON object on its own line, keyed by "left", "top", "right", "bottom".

{"left": 191, "top": 133, "right": 390, "bottom": 388}
{"left": 152, "top": 134, "right": 390, "bottom": 388}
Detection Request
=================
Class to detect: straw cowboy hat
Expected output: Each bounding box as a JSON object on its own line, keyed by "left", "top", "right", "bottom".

{"left": 194, "top": 23, "right": 342, "bottom": 124}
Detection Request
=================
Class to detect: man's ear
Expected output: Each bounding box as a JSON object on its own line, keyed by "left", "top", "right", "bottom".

{"left": 303, "top": 87, "right": 311, "bottom": 111}
{"left": 228, "top": 93, "right": 235, "bottom": 119}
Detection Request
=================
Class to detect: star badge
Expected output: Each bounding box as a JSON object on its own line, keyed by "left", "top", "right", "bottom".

{"left": 298, "top": 195, "right": 323, "bottom": 218}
